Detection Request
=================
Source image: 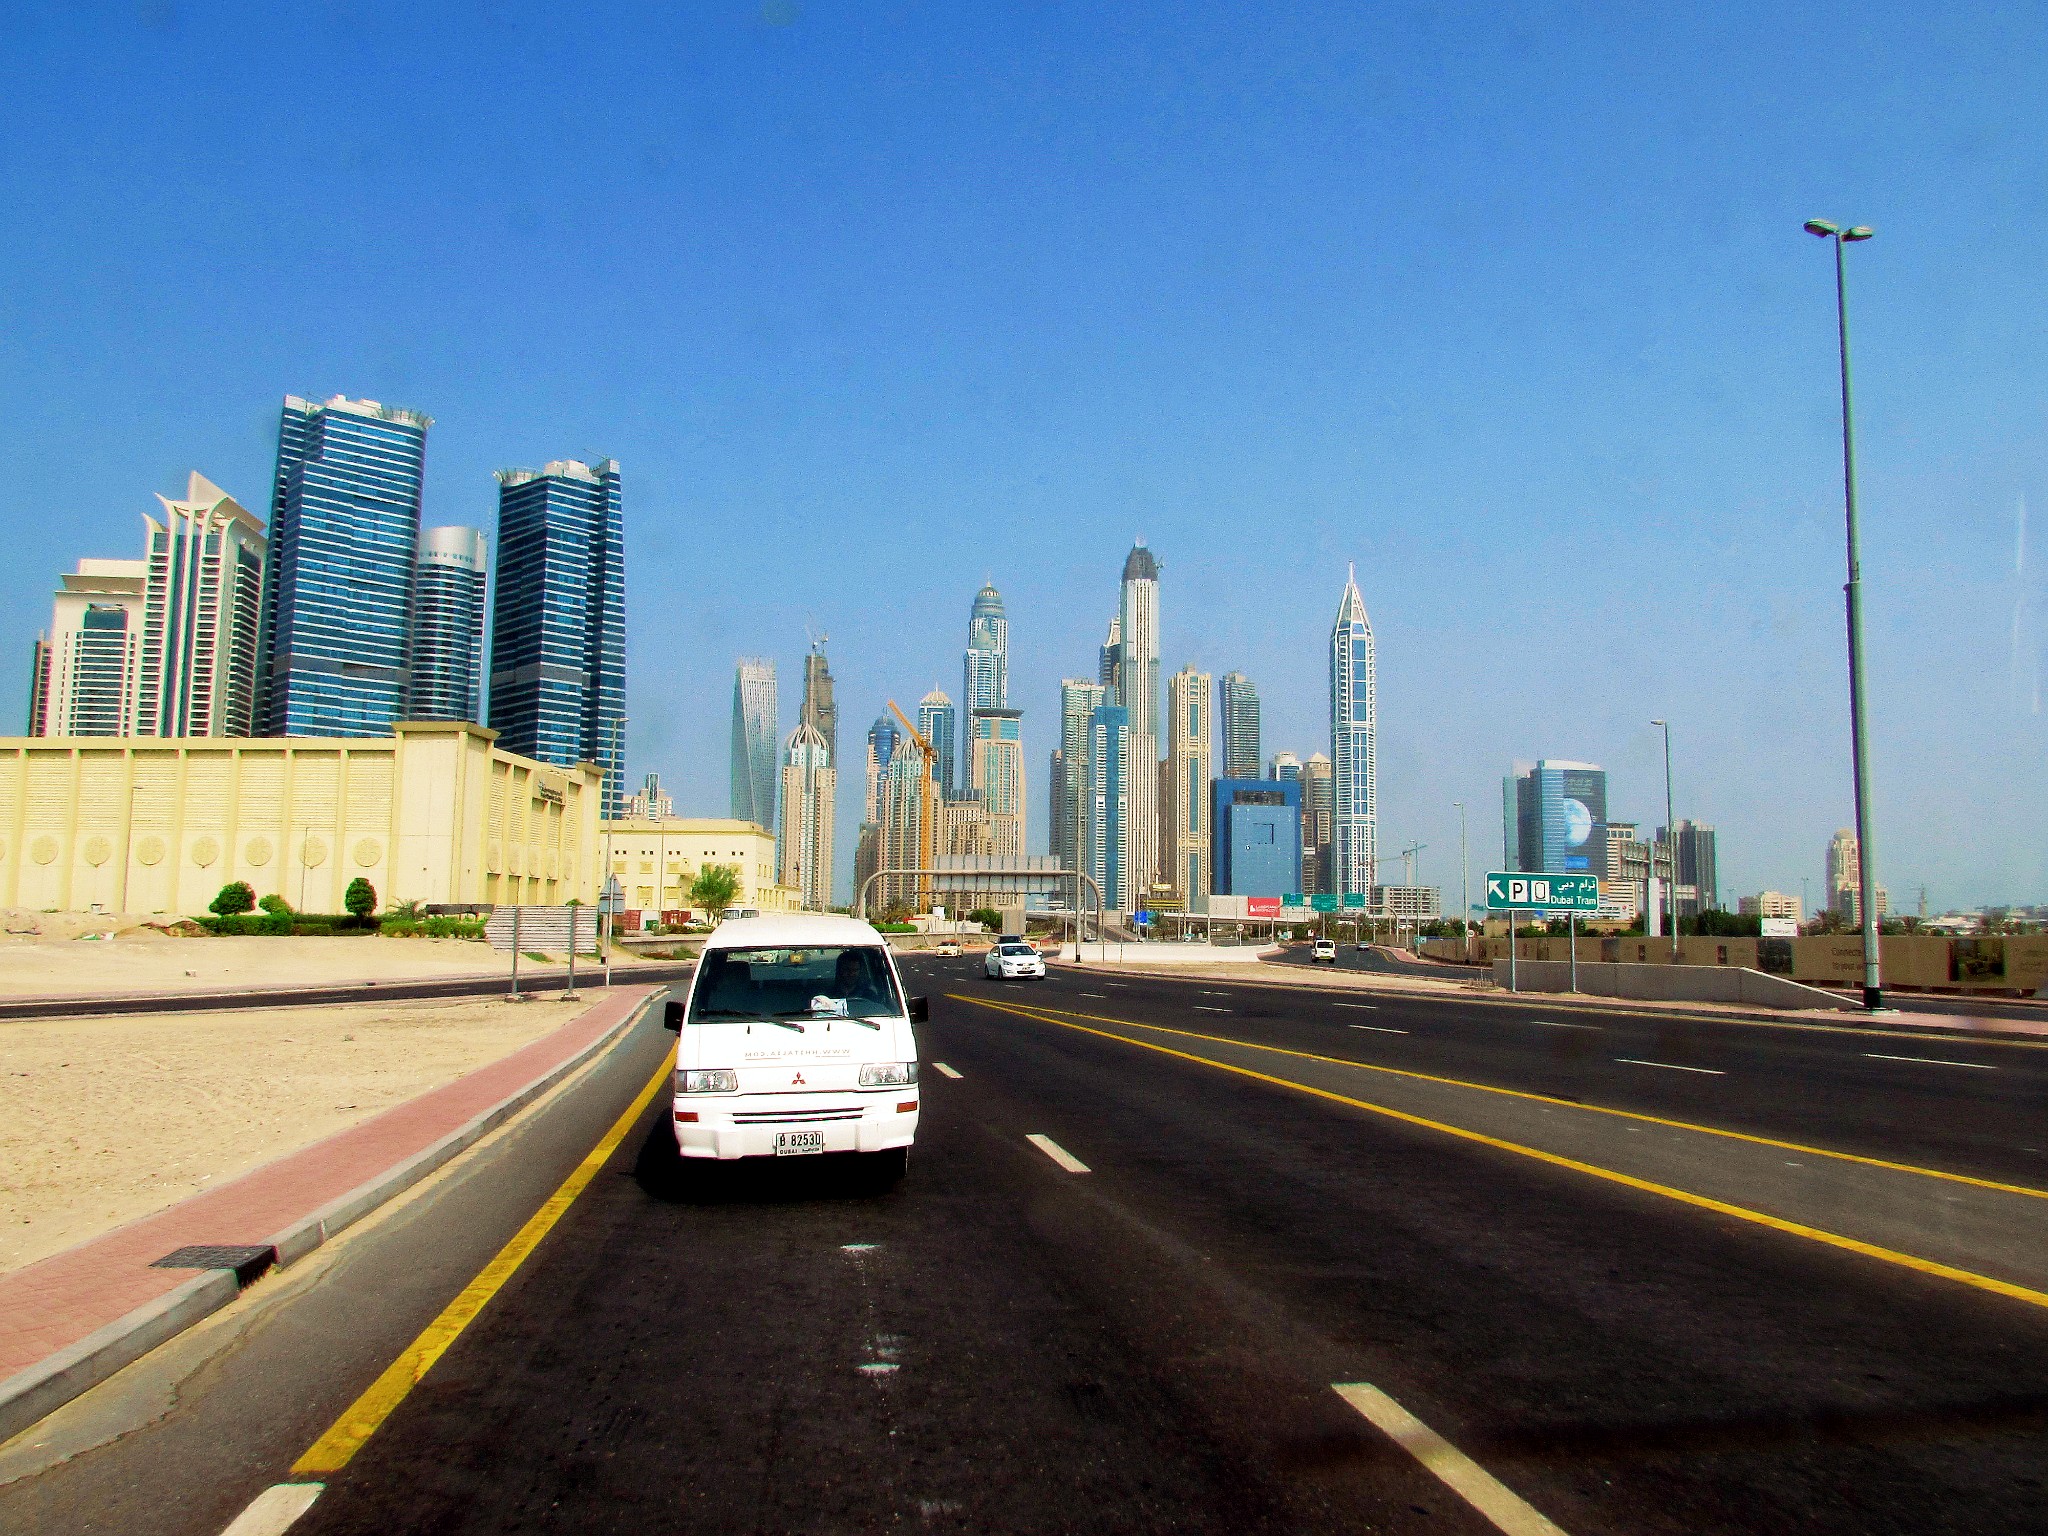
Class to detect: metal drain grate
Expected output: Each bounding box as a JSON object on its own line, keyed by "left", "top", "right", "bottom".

{"left": 151, "top": 1244, "right": 276, "bottom": 1283}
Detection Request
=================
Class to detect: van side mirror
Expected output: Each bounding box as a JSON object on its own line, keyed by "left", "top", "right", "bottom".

{"left": 663, "top": 999, "right": 684, "bottom": 1032}
{"left": 908, "top": 996, "right": 929, "bottom": 1023}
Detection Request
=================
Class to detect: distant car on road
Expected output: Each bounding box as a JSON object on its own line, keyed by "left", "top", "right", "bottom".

{"left": 986, "top": 941, "right": 1046, "bottom": 980}
{"left": 664, "top": 913, "right": 923, "bottom": 1180}
{"left": 1311, "top": 938, "right": 1338, "bottom": 964}
{"left": 933, "top": 939, "right": 962, "bottom": 957}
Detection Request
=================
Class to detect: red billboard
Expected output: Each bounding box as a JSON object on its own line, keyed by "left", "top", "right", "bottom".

{"left": 1246, "top": 897, "right": 1281, "bottom": 918}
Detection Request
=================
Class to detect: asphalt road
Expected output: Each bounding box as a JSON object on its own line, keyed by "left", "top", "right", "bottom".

{"left": 6, "top": 962, "right": 2047, "bottom": 1534}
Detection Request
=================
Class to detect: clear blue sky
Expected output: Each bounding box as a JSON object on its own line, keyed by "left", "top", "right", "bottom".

{"left": 2, "top": 1, "right": 2042, "bottom": 910}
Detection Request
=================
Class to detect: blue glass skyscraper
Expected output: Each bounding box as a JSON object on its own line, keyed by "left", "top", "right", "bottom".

{"left": 260, "top": 395, "right": 431, "bottom": 736}
{"left": 487, "top": 459, "right": 627, "bottom": 814}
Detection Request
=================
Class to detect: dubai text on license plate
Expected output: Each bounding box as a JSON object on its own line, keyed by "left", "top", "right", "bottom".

{"left": 775, "top": 1130, "right": 827, "bottom": 1156}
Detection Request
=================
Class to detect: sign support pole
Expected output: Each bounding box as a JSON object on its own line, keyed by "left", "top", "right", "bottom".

{"left": 1569, "top": 912, "right": 1578, "bottom": 994}
{"left": 1507, "top": 909, "right": 1517, "bottom": 994}
{"left": 565, "top": 908, "right": 579, "bottom": 1000}
{"left": 509, "top": 906, "right": 522, "bottom": 1001}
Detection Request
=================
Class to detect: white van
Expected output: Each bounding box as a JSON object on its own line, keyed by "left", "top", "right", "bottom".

{"left": 664, "top": 914, "right": 924, "bottom": 1178}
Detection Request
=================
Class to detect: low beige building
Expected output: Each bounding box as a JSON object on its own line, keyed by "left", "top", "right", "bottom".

{"left": 0, "top": 722, "right": 601, "bottom": 915}
{"left": 600, "top": 818, "right": 800, "bottom": 917}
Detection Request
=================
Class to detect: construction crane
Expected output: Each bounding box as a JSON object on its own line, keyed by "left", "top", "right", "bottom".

{"left": 886, "top": 699, "right": 941, "bottom": 912}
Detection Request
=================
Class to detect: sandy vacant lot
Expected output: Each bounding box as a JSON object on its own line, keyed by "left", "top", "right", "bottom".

{"left": 0, "top": 922, "right": 670, "bottom": 999}
{"left": 0, "top": 992, "right": 598, "bottom": 1275}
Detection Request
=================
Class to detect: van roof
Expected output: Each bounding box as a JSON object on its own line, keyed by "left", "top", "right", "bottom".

{"left": 702, "top": 913, "right": 888, "bottom": 951}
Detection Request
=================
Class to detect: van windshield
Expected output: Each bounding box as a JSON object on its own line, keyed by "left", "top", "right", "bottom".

{"left": 689, "top": 946, "right": 904, "bottom": 1024}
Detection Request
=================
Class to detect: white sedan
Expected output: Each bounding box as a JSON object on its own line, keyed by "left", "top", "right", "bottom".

{"left": 985, "top": 941, "right": 1046, "bottom": 980}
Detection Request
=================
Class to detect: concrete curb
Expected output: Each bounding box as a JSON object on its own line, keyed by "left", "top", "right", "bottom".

{"left": 0, "top": 987, "right": 665, "bottom": 1447}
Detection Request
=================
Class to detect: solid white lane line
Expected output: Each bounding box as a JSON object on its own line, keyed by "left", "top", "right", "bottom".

{"left": 1615, "top": 1057, "right": 1725, "bottom": 1076}
{"left": 1332, "top": 1384, "right": 1569, "bottom": 1536}
{"left": 1531, "top": 1019, "right": 1598, "bottom": 1030}
{"left": 1026, "top": 1133, "right": 1091, "bottom": 1173}
{"left": 1333, "top": 1003, "right": 1378, "bottom": 1011}
{"left": 1193, "top": 1005, "right": 1232, "bottom": 1013}
{"left": 932, "top": 1062, "right": 964, "bottom": 1079}
{"left": 1350, "top": 1024, "right": 1410, "bottom": 1034}
{"left": 1080, "top": 992, "right": 1109, "bottom": 998}
{"left": 1864, "top": 1052, "right": 1998, "bottom": 1071}
{"left": 219, "top": 1485, "right": 325, "bottom": 1536}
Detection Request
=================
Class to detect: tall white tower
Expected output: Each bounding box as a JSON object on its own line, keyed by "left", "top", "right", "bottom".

{"left": 1329, "top": 564, "right": 1377, "bottom": 897}
{"left": 1118, "top": 541, "right": 1161, "bottom": 894}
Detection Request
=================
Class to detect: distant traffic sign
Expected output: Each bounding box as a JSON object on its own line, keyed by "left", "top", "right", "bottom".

{"left": 1310, "top": 894, "right": 1339, "bottom": 912}
{"left": 1284, "top": 893, "right": 1305, "bottom": 908}
{"left": 1342, "top": 893, "right": 1367, "bottom": 909}
{"left": 1484, "top": 872, "right": 1598, "bottom": 912}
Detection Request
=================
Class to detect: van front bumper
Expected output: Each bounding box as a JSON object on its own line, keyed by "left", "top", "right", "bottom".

{"left": 671, "top": 1094, "right": 919, "bottom": 1160}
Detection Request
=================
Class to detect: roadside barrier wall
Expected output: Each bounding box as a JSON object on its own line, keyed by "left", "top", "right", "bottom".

{"left": 1423, "top": 934, "right": 2044, "bottom": 995}
{"left": 1488, "top": 959, "right": 1858, "bottom": 1011}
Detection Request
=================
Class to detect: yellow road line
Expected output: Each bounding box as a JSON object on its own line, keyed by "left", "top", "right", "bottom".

{"left": 292, "top": 1052, "right": 673, "bottom": 1474}
{"left": 958, "top": 995, "right": 2048, "bottom": 1314}
{"left": 954, "top": 995, "right": 2048, "bottom": 1202}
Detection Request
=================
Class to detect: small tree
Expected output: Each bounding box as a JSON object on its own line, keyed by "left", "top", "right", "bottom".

{"left": 258, "top": 893, "right": 293, "bottom": 917}
{"left": 967, "top": 906, "right": 1002, "bottom": 932}
{"left": 210, "top": 881, "right": 256, "bottom": 917}
{"left": 344, "top": 877, "right": 377, "bottom": 921}
{"left": 688, "top": 863, "right": 741, "bottom": 918}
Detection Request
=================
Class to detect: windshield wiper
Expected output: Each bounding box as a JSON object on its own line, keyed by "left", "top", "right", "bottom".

{"left": 772, "top": 1009, "right": 881, "bottom": 1028}
{"left": 695, "top": 1009, "right": 805, "bottom": 1032}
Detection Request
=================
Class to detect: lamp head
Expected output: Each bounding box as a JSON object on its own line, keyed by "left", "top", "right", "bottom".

{"left": 1651, "top": 718, "right": 1667, "bottom": 726}
{"left": 1803, "top": 218, "right": 1839, "bottom": 237}
{"left": 1843, "top": 226, "right": 1874, "bottom": 241}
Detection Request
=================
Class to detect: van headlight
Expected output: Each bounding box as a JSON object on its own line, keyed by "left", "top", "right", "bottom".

{"left": 859, "top": 1062, "right": 919, "bottom": 1087}
{"left": 677, "top": 1068, "right": 738, "bottom": 1093}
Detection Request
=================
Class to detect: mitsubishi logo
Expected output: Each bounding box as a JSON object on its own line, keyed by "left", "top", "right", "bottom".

{"left": 791, "top": 1071, "right": 806, "bottom": 1087}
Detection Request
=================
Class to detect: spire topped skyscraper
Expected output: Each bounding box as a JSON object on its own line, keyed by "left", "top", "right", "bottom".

{"left": 1329, "top": 564, "right": 1377, "bottom": 897}
{"left": 1118, "top": 540, "right": 1162, "bottom": 897}
{"left": 964, "top": 581, "right": 1008, "bottom": 714}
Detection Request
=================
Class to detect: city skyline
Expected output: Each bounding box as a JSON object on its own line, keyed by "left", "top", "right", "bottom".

{"left": 3, "top": 3, "right": 2043, "bottom": 907}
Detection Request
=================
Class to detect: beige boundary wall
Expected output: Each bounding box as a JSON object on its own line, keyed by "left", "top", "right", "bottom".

{"left": 1423, "top": 933, "right": 2047, "bottom": 994}
{"left": 0, "top": 722, "right": 601, "bottom": 915}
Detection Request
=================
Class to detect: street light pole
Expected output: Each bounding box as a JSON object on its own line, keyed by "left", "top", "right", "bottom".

{"left": 1453, "top": 801, "right": 1468, "bottom": 962}
{"left": 1806, "top": 217, "right": 1883, "bottom": 1010}
{"left": 1651, "top": 719, "right": 1675, "bottom": 957}
{"left": 602, "top": 713, "right": 628, "bottom": 988}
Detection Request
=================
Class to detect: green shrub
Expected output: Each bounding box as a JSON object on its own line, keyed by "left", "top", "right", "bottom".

{"left": 210, "top": 881, "right": 256, "bottom": 917}
{"left": 258, "top": 893, "right": 293, "bottom": 917}
{"left": 344, "top": 877, "right": 377, "bottom": 920}
{"left": 379, "top": 916, "right": 486, "bottom": 939}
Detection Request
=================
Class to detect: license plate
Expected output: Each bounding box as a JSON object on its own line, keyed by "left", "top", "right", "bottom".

{"left": 773, "top": 1130, "right": 827, "bottom": 1156}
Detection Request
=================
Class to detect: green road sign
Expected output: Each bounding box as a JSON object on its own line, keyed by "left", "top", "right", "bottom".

{"left": 1342, "top": 893, "right": 1367, "bottom": 909}
{"left": 1484, "top": 871, "right": 1599, "bottom": 912}
{"left": 1310, "top": 894, "right": 1339, "bottom": 912}
{"left": 1285, "top": 893, "right": 1305, "bottom": 907}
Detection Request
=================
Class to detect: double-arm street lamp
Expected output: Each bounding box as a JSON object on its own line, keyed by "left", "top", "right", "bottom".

{"left": 1805, "top": 217, "right": 1884, "bottom": 1011}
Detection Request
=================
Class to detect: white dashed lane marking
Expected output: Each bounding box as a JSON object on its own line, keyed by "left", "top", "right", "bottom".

{"left": 219, "top": 1484, "right": 324, "bottom": 1536}
{"left": 1333, "top": 1384, "right": 1570, "bottom": 1535}
{"left": 932, "top": 1062, "right": 963, "bottom": 1079}
{"left": 1349, "top": 1024, "right": 1409, "bottom": 1034}
{"left": 1025, "top": 1134, "right": 1091, "bottom": 1173}
{"left": 1615, "top": 1057, "right": 1725, "bottom": 1076}
{"left": 1864, "top": 1052, "right": 1997, "bottom": 1071}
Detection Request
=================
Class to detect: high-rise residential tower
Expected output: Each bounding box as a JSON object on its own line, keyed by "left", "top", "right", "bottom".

{"left": 1218, "top": 671, "right": 1261, "bottom": 780}
{"left": 1098, "top": 615, "right": 1121, "bottom": 691}
{"left": 1270, "top": 751, "right": 1302, "bottom": 782}
{"left": 918, "top": 689, "right": 956, "bottom": 799}
{"left": 1166, "top": 666, "right": 1212, "bottom": 904}
{"left": 1329, "top": 565, "right": 1377, "bottom": 897}
{"left": 408, "top": 526, "right": 488, "bottom": 724}
{"left": 1302, "top": 751, "right": 1333, "bottom": 894}
{"left": 964, "top": 582, "right": 1008, "bottom": 714}
{"left": 864, "top": 713, "right": 900, "bottom": 826}
{"left": 1663, "top": 818, "right": 1718, "bottom": 918}
{"left": 730, "top": 659, "right": 779, "bottom": 829}
{"left": 1118, "top": 541, "right": 1162, "bottom": 892}
{"left": 1057, "top": 679, "right": 1107, "bottom": 872}
{"left": 28, "top": 559, "right": 147, "bottom": 736}
{"left": 1086, "top": 703, "right": 1131, "bottom": 912}
{"left": 969, "top": 707, "right": 1026, "bottom": 857}
{"left": 1826, "top": 828, "right": 1859, "bottom": 906}
{"left": 487, "top": 459, "right": 627, "bottom": 813}
{"left": 800, "top": 638, "right": 838, "bottom": 767}
{"left": 260, "top": 395, "right": 430, "bottom": 736}
{"left": 135, "top": 473, "right": 267, "bottom": 738}
{"left": 778, "top": 722, "right": 836, "bottom": 911}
